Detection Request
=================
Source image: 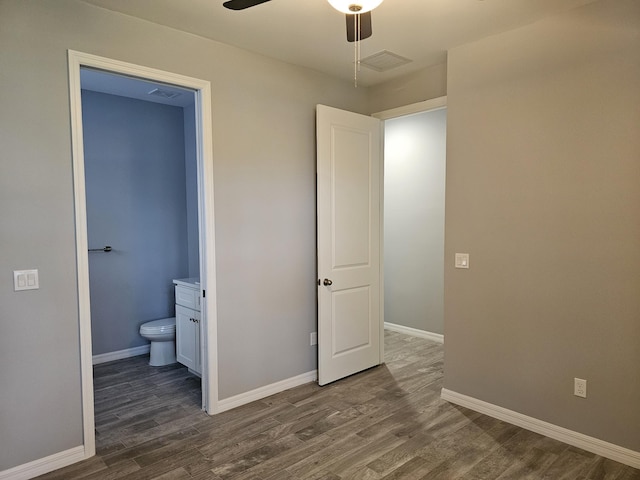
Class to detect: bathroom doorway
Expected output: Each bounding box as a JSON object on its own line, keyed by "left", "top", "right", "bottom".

{"left": 68, "top": 51, "right": 219, "bottom": 459}
{"left": 81, "top": 69, "right": 199, "bottom": 366}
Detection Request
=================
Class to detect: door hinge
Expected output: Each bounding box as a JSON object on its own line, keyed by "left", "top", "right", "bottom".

{"left": 202, "top": 289, "right": 206, "bottom": 298}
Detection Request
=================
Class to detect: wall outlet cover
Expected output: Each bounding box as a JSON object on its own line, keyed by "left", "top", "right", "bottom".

{"left": 574, "top": 378, "right": 587, "bottom": 398}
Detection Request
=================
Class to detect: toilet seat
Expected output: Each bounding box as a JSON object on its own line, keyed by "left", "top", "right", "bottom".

{"left": 140, "top": 317, "right": 176, "bottom": 335}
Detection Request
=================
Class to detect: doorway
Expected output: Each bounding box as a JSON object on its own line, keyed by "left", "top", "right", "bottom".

{"left": 315, "top": 98, "right": 446, "bottom": 385}
{"left": 81, "top": 70, "right": 199, "bottom": 367}
{"left": 68, "top": 51, "right": 219, "bottom": 459}
{"left": 375, "top": 97, "right": 447, "bottom": 343}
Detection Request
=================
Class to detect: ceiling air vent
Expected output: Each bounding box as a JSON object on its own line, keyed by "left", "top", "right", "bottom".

{"left": 359, "top": 50, "right": 412, "bottom": 72}
{"left": 147, "top": 88, "right": 182, "bottom": 99}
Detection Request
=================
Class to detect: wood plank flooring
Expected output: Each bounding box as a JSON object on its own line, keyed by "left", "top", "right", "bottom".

{"left": 37, "top": 331, "right": 639, "bottom": 479}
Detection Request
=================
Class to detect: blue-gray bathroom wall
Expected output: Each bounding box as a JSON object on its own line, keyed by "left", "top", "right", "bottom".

{"left": 82, "top": 90, "right": 190, "bottom": 356}
{"left": 183, "top": 103, "right": 200, "bottom": 278}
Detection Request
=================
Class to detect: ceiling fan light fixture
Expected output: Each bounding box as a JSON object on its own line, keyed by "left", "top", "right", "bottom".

{"left": 327, "top": 0, "right": 383, "bottom": 14}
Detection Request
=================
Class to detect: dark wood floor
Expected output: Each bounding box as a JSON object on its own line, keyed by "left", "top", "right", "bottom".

{"left": 38, "top": 331, "right": 639, "bottom": 479}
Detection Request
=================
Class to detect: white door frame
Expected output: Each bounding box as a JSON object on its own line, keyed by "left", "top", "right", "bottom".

{"left": 372, "top": 96, "right": 447, "bottom": 121}
{"left": 68, "top": 50, "right": 219, "bottom": 459}
{"left": 372, "top": 95, "right": 447, "bottom": 340}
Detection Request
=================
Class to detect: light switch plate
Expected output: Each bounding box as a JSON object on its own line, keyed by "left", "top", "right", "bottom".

{"left": 14, "top": 269, "right": 39, "bottom": 291}
{"left": 455, "top": 253, "right": 470, "bottom": 269}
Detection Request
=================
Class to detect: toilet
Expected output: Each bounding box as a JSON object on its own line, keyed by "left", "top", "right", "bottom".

{"left": 139, "top": 317, "right": 176, "bottom": 366}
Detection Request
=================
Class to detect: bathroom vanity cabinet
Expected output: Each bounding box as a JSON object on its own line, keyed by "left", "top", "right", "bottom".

{"left": 174, "top": 278, "right": 201, "bottom": 375}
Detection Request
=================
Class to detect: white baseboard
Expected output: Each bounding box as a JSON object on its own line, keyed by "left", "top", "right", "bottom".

{"left": 92, "top": 344, "right": 150, "bottom": 365}
{"left": 384, "top": 322, "right": 444, "bottom": 344}
{"left": 217, "top": 370, "right": 318, "bottom": 413}
{"left": 0, "top": 446, "right": 86, "bottom": 480}
{"left": 441, "top": 388, "right": 640, "bottom": 469}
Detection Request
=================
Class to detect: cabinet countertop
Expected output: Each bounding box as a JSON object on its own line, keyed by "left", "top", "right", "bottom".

{"left": 173, "top": 277, "right": 200, "bottom": 289}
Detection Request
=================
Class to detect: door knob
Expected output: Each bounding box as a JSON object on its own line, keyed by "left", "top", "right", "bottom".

{"left": 323, "top": 278, "right": 333, "bottom": 286}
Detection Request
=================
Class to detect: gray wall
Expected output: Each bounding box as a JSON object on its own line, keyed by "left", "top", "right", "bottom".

{"left": 83, "top": 90, "right": 190, "bottom": 356}
{"left": 0, "top": 0, "right": 367, "bottom": 471}
{"left": 443, "top": 0, "right": 640, "bottom": 452}
{"left": 368, "top": 63, "right": 447, "bottom": 114}
{"left": 384, "top": 108, "right": 447, "bottom": 334}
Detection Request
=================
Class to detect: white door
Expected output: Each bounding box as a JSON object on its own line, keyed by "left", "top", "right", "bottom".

{"left": 316, "top": 104, "right": 383, "bottom": 386}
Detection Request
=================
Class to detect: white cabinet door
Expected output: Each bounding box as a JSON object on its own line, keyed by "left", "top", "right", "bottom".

{"left": 176, "top": 304, "right": 200, "bottom": 373}
{"left": 193, "top": 309, "right": 201, "bottom": 374}
{"left": 175, "top": 285, "right": 199, "bottom": 310}
{"left": 316, "top": 104, "right": 383, "bottom": 386}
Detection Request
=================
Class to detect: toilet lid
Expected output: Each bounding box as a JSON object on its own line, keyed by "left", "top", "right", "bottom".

{"left": 140, "top": 317, "right": 176, "bottom": 334}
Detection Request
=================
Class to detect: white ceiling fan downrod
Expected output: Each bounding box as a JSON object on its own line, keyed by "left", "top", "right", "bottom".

{"left": 327, "top": 0, "right": 383, "bottom": 87}
{"left": 354, "top": 13, "right": 360, "bottom": 87}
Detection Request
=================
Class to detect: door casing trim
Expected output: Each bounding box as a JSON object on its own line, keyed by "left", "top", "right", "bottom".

{"left": 67, "top": 50, "right": 219, "bottom": 460}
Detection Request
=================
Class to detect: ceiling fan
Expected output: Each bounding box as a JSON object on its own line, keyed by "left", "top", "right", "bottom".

{"left": 222, "top": 0, "right": 382, "bottom": 43}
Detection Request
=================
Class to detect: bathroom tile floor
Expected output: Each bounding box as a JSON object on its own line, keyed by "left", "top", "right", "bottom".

{"left": 37, "top": 331, "right": 639, "bottom": 479}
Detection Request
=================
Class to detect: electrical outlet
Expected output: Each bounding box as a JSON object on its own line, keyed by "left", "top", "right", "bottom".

{"left": 574, "top": 378, "right": 587, "bottom": 398}
{"left": 310, "top": 332, "right": 318, "bottom": 346}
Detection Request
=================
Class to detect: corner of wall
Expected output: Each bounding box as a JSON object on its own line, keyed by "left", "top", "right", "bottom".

{"left": 367, "top": 62, "right": 447, "bottom": 114}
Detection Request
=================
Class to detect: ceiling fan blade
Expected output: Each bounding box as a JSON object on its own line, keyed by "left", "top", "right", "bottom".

{"left": 346, "top": 11, "right": 372, "bottom": 42}
{"left": 223, "top": 0, "right": 271, "bottom": 10}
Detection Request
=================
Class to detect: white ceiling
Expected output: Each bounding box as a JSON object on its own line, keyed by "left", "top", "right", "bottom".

{"left": 80, "top": 0, "right": 596, "bottom": 87}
